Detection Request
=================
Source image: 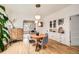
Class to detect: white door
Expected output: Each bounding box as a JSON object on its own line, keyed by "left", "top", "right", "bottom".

{"left": 70, "top": 15, "right": 79, "bottom": 46}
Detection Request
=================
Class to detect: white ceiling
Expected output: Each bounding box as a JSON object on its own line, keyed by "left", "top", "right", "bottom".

{"left": 3, "top": 4, "right": 70, "bottom": 18}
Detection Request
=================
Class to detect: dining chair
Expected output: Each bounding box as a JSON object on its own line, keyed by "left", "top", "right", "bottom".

{"left": 41, "top": 33, "right": 48, "bottom": 49}
{"left": 23, "top": 34, "right": 31, "bottom": 53}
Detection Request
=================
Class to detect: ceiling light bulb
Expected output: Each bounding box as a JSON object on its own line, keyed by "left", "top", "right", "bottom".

{"left": 35, "top": 20, "right": 38, "bottom": 24}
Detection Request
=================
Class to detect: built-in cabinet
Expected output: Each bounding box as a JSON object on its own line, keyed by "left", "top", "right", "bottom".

{"left": 49, "top": 18, "right": 65, "bottom": 44}
{"left": 10, "top": 28, "right": 23, "bottom": 40}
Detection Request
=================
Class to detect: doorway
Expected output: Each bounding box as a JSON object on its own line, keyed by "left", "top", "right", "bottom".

{"left": 23, "top": 20, "right": 36, "bottom": 33}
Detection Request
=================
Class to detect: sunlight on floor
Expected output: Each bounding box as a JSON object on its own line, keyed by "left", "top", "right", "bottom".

{"left": 2, "top": 41, "right": 49, "bottom": 54}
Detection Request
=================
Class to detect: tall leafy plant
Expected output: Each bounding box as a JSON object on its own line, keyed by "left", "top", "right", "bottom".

{"left": 0, "top": 5, "right": 10, "bottom": 51}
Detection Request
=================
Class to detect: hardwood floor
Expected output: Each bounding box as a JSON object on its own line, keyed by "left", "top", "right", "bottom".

{"left": 2, "top": 39, "right": 79, "bottom": 54}
{"left": 47, "top": 39, "right": 79, "bottom": 54}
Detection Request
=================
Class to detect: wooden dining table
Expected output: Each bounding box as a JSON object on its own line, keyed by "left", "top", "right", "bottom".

{"left": 31, "top": 34, "right": 46, "bottom": 51}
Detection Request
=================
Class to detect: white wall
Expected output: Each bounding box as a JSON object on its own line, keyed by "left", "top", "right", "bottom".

{"left": 6, "top": 10, "right": 35, "bottom": 28}
{"left": 5, "top": 4, "right": 79, "bottom": 46}
{"left": 3, "top": 4, "right": 36, "bottom": 28}
{"left": 37, "top": 5, "right": 79, "bottom": 46}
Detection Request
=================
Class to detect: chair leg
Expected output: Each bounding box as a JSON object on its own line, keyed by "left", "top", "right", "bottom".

{"left": 41, "top": 45, "right": 43, "bottom": 49}
{"left": 45, "top": 44, "right": 48, "bottom": 48}
{"left": 42, "top": 45, "right": 48, "bottom": 49}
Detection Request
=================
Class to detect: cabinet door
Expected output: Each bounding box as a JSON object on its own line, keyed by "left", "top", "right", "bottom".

{"left": 10, "top": 28, "right": 23, "bottom": 40}
{"left": 10, "top": 29, "right": 17, "bottom": 40}
{"left": 59, "top": 34, "right": 65, "bottom": 44}
{"left": 17, "top": 29, "right": 23, "bottom": 40}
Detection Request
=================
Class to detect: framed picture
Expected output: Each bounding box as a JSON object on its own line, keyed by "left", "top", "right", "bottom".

{"left": 50, "top": 21, "right": 52, "bottom": 28}
{"left": 58, "top": 18, "right": 64, "bottom": 25}
{"left": 38, "top": 22, "right": 43, "bottom": 27}
{"left": 53, "top": 20, "right": 56, "bottom": 28}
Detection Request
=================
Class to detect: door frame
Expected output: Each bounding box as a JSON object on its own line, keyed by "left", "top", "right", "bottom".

{"left": 69, "top": 17, "right": 71, "bottom": 46}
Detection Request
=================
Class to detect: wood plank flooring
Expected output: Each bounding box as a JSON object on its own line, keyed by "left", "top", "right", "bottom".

{"left": 1, "top": 39, "right": 79, "bottom": 54}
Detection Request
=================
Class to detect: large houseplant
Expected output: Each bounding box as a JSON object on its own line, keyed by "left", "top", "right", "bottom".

{"left": 0, "top": 5, "right": 10, "bottom": 51}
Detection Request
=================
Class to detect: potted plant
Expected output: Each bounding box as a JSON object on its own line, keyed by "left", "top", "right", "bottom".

{"left": 0, "top": 5, "right": 10, "bottom": 52}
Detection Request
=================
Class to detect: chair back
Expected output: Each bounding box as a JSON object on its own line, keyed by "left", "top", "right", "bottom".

{"left": 42, "top": 33, "right": 48, "bottom": 45}
{"left": 23, "top": 34, "right": 31, "bottom": 46}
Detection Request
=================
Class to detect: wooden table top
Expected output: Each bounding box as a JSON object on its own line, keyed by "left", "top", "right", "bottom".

{"left": 31, "top": 34, "right": 46, "bottom": 39}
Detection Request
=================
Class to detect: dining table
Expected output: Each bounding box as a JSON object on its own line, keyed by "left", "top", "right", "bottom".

{"left": 31, "top": 34, "right": 46, "bottom": 51}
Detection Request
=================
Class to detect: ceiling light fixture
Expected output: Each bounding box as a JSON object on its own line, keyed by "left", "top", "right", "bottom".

{"left": 35, "top": 4, "right": 41, "bottom": 24}
{"left": 35, "top": 4, "right": 41, "bottom": 8}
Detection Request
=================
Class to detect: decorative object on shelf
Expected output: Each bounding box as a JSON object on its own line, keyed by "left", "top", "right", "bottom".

{"left": 50, "top": 21, "right": 52, "bottom": 28}
{"left": 58, "top": 27, "right": 64, "bottom": 34}
{"left": 58, "top": 18, "right": 64, "bottom": 25}
{"left": 49, "top": 29, "right": 56, "bottom": 32}
{"left": 53, "top": 20, "right": 56, "bottom": 28}
{"left": 49, "top": 29, "right": 53, "bottom": 32}
{"left": 0, "top": 5, "right": 10, "bottom": 51}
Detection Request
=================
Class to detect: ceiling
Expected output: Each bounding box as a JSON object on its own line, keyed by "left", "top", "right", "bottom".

{"left": 3, "top": 4, "right": 71, "bottom": 18}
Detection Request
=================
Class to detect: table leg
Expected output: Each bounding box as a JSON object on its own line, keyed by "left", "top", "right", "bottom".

{"left": 35, "top": 40, "right": 41, "bottom": 52}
